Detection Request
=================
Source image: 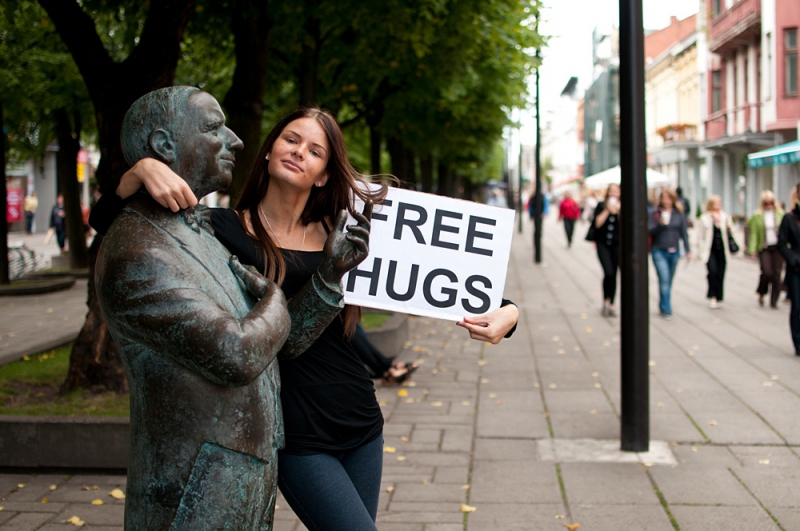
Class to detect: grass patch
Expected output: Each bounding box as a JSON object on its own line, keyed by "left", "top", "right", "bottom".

{"left": 361, "top": 312, "right": 393, "bottom": 330}
{"left": 0, "top": 344, "right": 129, "bottom": 417}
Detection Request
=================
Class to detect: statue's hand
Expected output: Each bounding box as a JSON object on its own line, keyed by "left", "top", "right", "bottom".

{"left": 319, "top": 201, "right": 373, "bottom": 285}
{"left": 230, "top": 256, "right": 278, "bottom": 300}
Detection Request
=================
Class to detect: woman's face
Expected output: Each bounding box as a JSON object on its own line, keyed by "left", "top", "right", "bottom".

{"left": 709, "top": 198, "right": 721, "bottom": 212}
{"left": 607, "top": 185, "right": 621, "bottom": 199}
{"left": 660, "top": 193, "right": 673, "bottom": 209}
{"left": 267, "top": 117, "right": 330, "bottom": 191}
{"left": 763, "top": 198, "right": 775, "bottom": 211}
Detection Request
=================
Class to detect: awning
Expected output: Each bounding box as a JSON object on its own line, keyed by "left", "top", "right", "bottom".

{"left": 748, "top": 140, "right": 800, "bottom": 168}
{"left": 583, "top": 166, "right": 672, "bottom": 189}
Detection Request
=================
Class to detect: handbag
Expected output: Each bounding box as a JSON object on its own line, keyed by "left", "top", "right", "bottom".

{"left": 585, "top": 221, "right": 597, "bottom": 242}
{"left": 728, "top": 233, "right": 740, "bottom": 254}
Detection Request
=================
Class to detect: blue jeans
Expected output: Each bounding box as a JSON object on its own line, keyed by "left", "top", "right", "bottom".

{"left": 652, "top": 248, "right": 680, "bottom": 315}
{"left": 277, "top": 435, "right": 383, "bottom": 531}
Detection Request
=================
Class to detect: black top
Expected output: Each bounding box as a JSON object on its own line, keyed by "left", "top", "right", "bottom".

{"left": 592, "top": 201, "right": 619, "bottom": 245}
{"left": 778, "top": 207, "right": 800, "bottom": 272}
{"left": 648, "top": 208, "right": 690, "bottom": 253}
{"left": 711, "top": 225, "right": 724, "bottom": 253}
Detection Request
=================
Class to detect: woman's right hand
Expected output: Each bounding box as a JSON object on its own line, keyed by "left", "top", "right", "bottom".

{"left": 319, "top": 201, "right": 373, "bottom": 285}
{"left": 117, "top": 157, "right": 198, "bottom": 212}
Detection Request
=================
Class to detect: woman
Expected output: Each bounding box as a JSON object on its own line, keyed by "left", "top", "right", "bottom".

{"left": 778, "top": 183, "right": 800, "bottom": 356}
{"left": 649, "top": 188, "right": 691, "bottom": 320}
{"left": 591, "top": 183, "right": 621, "bottom": 317}
{"left": 558, "top": 190, "right": 581, "bottom": 247}
{"left": 697, "top": 195, "right": 734, "bottom": 309}
{"left": 93, "top": 106, "right": 519, "bottom": 530}
{"left": 747, "top": 190, "right": 784, "bottom": 308}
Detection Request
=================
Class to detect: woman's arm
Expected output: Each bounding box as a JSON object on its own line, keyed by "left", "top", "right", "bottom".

{"left": 594, "top": 202, "right": 610, "bottom": 228}
{"left": 680, "top": 212, "right": 692, "bottom": 259}
{"left": 457, "top": 299, "right": 519, "bottom": 344}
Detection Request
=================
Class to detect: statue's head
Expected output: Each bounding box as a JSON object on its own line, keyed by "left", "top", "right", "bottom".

{"left": 121, "top": 86, "right": 243, "bottom": 198}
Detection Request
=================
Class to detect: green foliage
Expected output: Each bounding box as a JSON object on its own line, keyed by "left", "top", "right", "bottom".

{"left": 361, "top": 312, "right": 392, "bottom": 330}
{"left": 0, "top": 1, "right": 94, "bottom": 163}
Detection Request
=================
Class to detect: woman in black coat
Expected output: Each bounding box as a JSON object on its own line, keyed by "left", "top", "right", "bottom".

{"left": 778, "top": 182, "right": 800, "bottom": 356}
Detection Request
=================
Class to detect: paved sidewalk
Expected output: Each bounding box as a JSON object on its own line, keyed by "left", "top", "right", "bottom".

{"left": 3, "top": 216, "right": 800, "bottom": 530}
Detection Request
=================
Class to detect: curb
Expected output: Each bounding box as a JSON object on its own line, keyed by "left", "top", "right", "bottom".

{"left": 0, "top": 277, "right": 76, "bottom": 297}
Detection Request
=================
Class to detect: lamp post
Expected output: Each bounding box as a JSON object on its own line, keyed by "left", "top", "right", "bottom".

{"left": 619, "top": 0, "right": 650, "bottom": 451}
{"left": 533, "top": 14, "right": 543, "bottom": 264}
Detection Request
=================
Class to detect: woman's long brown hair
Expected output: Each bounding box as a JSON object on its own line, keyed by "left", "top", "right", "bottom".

{"left": 235, "top": 107, "right": 389, "bottom": 336}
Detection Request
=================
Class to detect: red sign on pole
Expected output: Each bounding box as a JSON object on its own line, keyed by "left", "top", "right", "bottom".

{"left": 6, "top": 187, "right": 23, "bottom": 223}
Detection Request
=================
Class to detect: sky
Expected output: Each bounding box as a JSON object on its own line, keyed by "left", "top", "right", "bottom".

{"left": 517, "top": 0, "right": 702, "bottom": 141}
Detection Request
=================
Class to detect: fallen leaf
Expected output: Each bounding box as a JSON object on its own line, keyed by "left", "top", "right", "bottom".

{"left": 555, "top": 514, "right": 565, "bottom": 519}
{"left": 692, "top": 345, "right": 700, "bottom": 350}
{"left": 461, "top": 504, "right": 477, "bottom": 513}
{"left": 461, "top": 484, "right": 470, "bottom": 489}
{"left": 495, "top": 400, "right": 506, "bottom": 405}
{"left": 431, "top": 401, "right": 443, "bottom": 407}
{"left": 412, "top": 346, "right": 428, "bottom": 352}
{"left": 66, "top": 516, "right": 86, "bottom": 526}
{"left": 552, "top": 336, "right": 560, "bottom": 341}
{"left": 691, "top": 447, "right": 698, "bottom": 453}
{"left": 548, "top": 383, "right": 557, "bottom": 389}
{"left": 379, "top": 399, "right": 388, "bottom": 405}
{"left": 401, "top": 436, "right": 410, "bottom": 443}
{"left": 0, "top": 507, "right": 3, "bottom": 511}
{"left": 764, "top": 382, "right": 773, "bottom": 387}
{"left": 422, "top": 479, "right": 430, "bottom": 485}
{"left": 759, "top": 459, "right": 770, "bottom": 465}
{"left": 709, "top": 420, "right": 718, "bottom": 426}
{"left": 386, "top": 486, "right": 395, "bottom": 493}
{"left": 556, "top": 349, "right": 565, "bottom": 354}
{"left": 594, "top": 383, "right": 602, "bottom": 388}
{"left": 397, "top": 456, "right": 406, "bottom": 461}
{"left": 585, "top": 327, "right": 592, "bottom": 333}
{"left": 488, "top": 393, "right": 497, "bottom": 398}
{"left": 580, "top": 313, "right": 588, "bottom": 319}
{"left": 431, "top": 369, "right": 438, "bottom": 375}
{"left": 481, "top": 378, "right": 490, "bottom": 384}
{"left": 109, "top": 488, "right": 125, "bottom": 500}
{"left": 603, "top": 341, "right": 610, "bottom": 347}
{"left": 91, "top": 486, "right": 98, "bottom": 490}
{"left": 564, "top": 524, "right": 581, "bottom": 531}
{"left": 92, "top": 499, "right": 103, "bottom": 505}
{"left": 45, "top": 308, "right": 53, "bottom": 313}
{"left": 397, "top": 389, "right": 408, "bottom": 397}
{"left": 676, "top": 388, "right": 683, "bottom": 393}
{"left": 404, "top": 381, "right": 417, "bottom": 387}
{"left": 80, "top": 486, "right": 90, "bottom": 491}
{"left": 478, "top": 360, "right": 489, "bottom": 366}
{"left": 657, "top": 402, "right": 665, "bottom": 407}
{"left": 592, "top": 372, "right": 599, "bottom": 377}
{"left": 49, "top": 485, "right": 57, "bottom": 491}
{"left": 404, "top": 398, "right": 414, "bottom": 403}
{"left": 643, "top": 462, "right": 653, "bottom": 467}
{"left": 589, "top": 409, "right": 597, "bottom": 414}
{"left": 687, "top": 351, "right": 695, "bottom": 356}
{"left": 649, "top": 360, "right": 656, "bottom": 366}
{"left": 771, "top": 375, "right": 779, "bottom": 380}
{"left": 383, "top": 446, "right": 397, "bottom": 453}
{"left": 461, "top": 401, "right": 471, "bottom": 406}
{"left": 41, "top": 498, "right": 48, "bottom": 503}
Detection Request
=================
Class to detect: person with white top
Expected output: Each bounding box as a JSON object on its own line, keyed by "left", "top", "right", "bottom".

{"left": 747, "top": 190, "right": 784, "bottom": 308}
{"left": 697, "top": 195, "right": 735, "bottom": 309}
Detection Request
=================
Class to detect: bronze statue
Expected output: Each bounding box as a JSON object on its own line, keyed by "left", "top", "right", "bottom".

{"left": 96, "top": 87, "right": 352, "bottom": 530}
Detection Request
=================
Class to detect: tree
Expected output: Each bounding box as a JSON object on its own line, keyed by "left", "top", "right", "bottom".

{"left": 35, "top": 0, "right": 197, "bottom": 393}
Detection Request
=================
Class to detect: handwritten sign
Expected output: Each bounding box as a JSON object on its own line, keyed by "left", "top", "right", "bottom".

{"left": 345, "top": 187, "right": 515, "bottom": 321}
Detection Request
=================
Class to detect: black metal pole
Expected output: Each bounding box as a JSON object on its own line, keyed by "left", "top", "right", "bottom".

{"left": 533, "top": 21, "right": 543, "bottom": 264}
{"left": 619, "top": 0, "right": 649, "bottom": 451}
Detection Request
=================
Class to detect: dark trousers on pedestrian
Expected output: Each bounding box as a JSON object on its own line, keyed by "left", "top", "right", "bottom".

{"left": 789, "top": 271, "right": 800, "bottom": 353}
{"left": 706, "top": 248, "right": 726, "bottom": 301}
{"left": 55, "top": 228, "right": 67, "bottom": 251}
{"left": 25, "top": 212, "right": 35, "bottom": 234}
{"left": 563, "top": 219, "right": 576, "bottom": 247}
{"left": 757, "top": 245, "right": 784, "bottom": 307}
{"left": 596, "top": 242, "right": 619, "bottom": 305}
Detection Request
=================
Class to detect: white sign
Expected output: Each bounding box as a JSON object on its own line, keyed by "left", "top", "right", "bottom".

{"left": 345, "top": 187, "right": 515, "bottom": 321}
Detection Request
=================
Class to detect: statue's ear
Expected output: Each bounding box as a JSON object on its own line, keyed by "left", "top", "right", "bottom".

{"left": 148, "top": 129, "right": 177, "bottom": 164}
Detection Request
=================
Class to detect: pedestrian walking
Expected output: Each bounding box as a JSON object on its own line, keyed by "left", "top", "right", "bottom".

{"left": 778, "top": 183, "right": 800, "bottom": 355}
{"left": 49, "top": 193, "right": 67, "bottom": 253}
{"left": 92, "top": 106, "right": 520, "bottom": 531}
{"left": 23, "top": 191, "right": 38, "bottom": 234}
{"left": 747, "top": 190, "right": 784, "bottom": 309}
{"left": 559, "top": 190, "right": 581, "bottom": 247}
{"left": 649, "top": 188, "right": 691, "bottom": 320}
{"left": 588, "top": 183, "right": 621, "bottom": 317}
{"left": 697, "top": 195, "right": 735, "bottom": 309}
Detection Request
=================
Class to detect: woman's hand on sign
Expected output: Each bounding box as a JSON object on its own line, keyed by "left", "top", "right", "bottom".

{"left": 457, "top": 304, "right": 519, "bottom": 345}
{"left": 319, "top": 201, "right": 373, "bottom": 284}
{"left": 118, "top": 157, "right": 198, "bottom": 212}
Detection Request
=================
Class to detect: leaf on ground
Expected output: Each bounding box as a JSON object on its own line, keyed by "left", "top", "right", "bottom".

{"left": 431, "top": 401, "right": 443, "bottom": 407}
{"left": 759, "top": 459, "right": 770, "bottom": 465}
{"left": 80, "top": 486, "right": 90, "bottom": 491}
{"left": 412, "top": 346, "right": 428, "bottom": 352}
{"left": 404, "top": 398, "right": 414, "bottom": 404}
{"left": 109, "top": 488, "right": 125, "bottom": 500}
{"left": 41, "top": 498, "right": 48, "bottom": 503}
{"left": 552, "top": 336, "right": 560, "bottom": 341}
{"left": 49, "top": 485, "right": 57, "bottom": 491}
{"left": 691, "top": 447, "right": 698, "bottom": 453}
{"left": 549, "top": 384, "right": 557, "bottom": 389}
{"left": 771, "top": 375, "right": 779, "bottom": 380}
{"left": 379, "top": 399, "right": 388, "bottom": 405}
{"left": 488, "top": 393, "right": 497, "bottom": 398}
{"left": 564, "top": 524, "right": 580, "bottom": 531}
{"left": 92, "top": 499, "right": 103, "bottom": 505}
{"left": 397, "top": 389, "right": 408, "bottom": 397}
{"left": 401, "top": 437, "right": 410, "bottom": 443}
{"left": 585, "top": 327, "right": 592, "bottom": 333}
{"left": 397, "top": 456, "right": 406, "bottom": 461}
{"left": 709, "top": 420, "right": 718, "bottom": 426}
{"left": 66, "top": 516, "right": 85, "bottom": 526}
{"left": 555, "top": 514, "right": 564, "bottom": 519}
{"left": 383, "top": 446, "right": 397, "bottom": 453}
{"left": 461, "top": 401, "right": 470, "bottom": 406}
{"left": 461, "top": 484, "right": 470, "bottom": 489}
{"left": 17, "top": 484, "right": 24, "bottom": 488}
{"left": 386, "top": 486, "right": 395, "bottom": 493}
{"left": 461, "top": 504, "right": 477, "bottom": 513}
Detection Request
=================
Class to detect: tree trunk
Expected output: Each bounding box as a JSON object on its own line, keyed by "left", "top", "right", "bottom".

{"left": 224, "top": 0, "right": 272, "bottom": 203}
{"left": 369, "top": 125, "right": 381, "bottom": 176}
{"left": 420, "top": 154, "right": 433, "bottom": 193}
{"left": 387, "top": 136, "right": 406, "bottom": 183}
{"left": 53, "top": 108, "right": 89, "bottom": 269}
{"left": 298, "top": 14, "right": 320, "bottom": 106}
{"left": 0, "top": 101, "right": 9, "bottom": 285}
{"left": 437, "top": 161, "right": 453, "bottom": 197}
{"left": 38, "top": 0, "right": 196, "bottom": 393}
{"left": 404, "top": 147, "right": 417, "bottom": 188}
{"left": 462, "top": 176, "right": 474, "bottom": 201}
{"left": 61, "top": 233, "right": 126, "bottom": 394}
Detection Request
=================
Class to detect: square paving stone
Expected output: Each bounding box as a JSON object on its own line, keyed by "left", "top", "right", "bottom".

{"left": 649, "top": 467, "right": 755, "bottom": 506}
{"left": 570, "top": 504, "right": 675, "bottom": 531}
{"left": 670, "top": 505, "right": 777, "bottom": 531}
{"left": 391, "top": 483, "right": 466, "bottom": 503}
{"left": 728, "top": 445, "right": 800, "bottom": 468}
{"left": 544, "top": 390, "right": 610, "bottom": 413}
{"left": 433, "top": 467, "right": 469, "bottom": 484}
{"left": 733, "top": 467, "right": 800, "bottom": 508}
{"left": 54, "top": 503, "right": 125, "bottom": 526}
{"left": 464, "top": 503, "right": 566, "bottom": 530}
{"left": 549, "top": 412, "right": 619, "bottom": 439}
{"left": 768, "top": 507, "right": 800, "bottom": 530}
{"left": 473, "top": 438, "right": 538, "bottom": 461}
{"left": 670, "top": 444, "right": 741, "bottom": 468}
{"left": 1, "top": 512, "right": 54, "bottom": 530}
{"left": 469, "top": 461, "right": 562, "bottom": 504}
{"left": 559, "top": 463, "right": 660, "bottom": 505}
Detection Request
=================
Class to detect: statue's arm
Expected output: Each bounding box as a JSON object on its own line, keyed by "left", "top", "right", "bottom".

{"left": 279, "top": 271, "right": 344, "bottom": 361}
{"left": 104, "top": 255, "right": 290, "bottom": 387}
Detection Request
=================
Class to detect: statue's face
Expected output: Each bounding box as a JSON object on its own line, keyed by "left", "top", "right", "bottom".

{"left": 177, "top": 92, "right": 243, "bottom": 196}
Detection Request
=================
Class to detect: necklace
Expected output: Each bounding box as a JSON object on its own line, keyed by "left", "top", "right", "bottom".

{"left": 259, "top": 204, "right": 306, "bottom": 250}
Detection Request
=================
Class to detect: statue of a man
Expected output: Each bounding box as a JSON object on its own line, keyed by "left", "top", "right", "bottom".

{"left": 96, "top": 87, "right": 340, "bottom": 530}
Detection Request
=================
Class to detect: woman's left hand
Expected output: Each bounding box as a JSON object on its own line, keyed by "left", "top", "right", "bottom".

{"left": 457, "top": 304, "right": 519, "bottom": 344}
{"left": 319, "top": 201, "right": 373, "bottom": 284}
